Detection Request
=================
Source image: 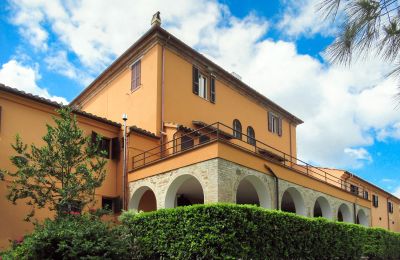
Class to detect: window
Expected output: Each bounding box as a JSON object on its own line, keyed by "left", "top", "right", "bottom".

{"left": 131, "top": 60, "right": 141, "bottom": 91}
{"left": 181, "top": 135, "right": 194, "bottom": 151}
{"left": 210, "top": 76, "right": 216, "bottom": 103}
{"left": 193, "top": 66, "right": 215, "bottom": 102}
{"left": 199, "top": 134, "right": 210, "bottom": 144}
{"left": 268, "top": 111, "right": 282, "bottom": 136}
{"left": 91, "top": 131, "right": 111, "bottom": 159}
{"left": 247, "top": 126, "right": 256, "bottom": 146}
{"left": 372, "top": 195, "right": 379, "bottom": 207}
{"left": 100, "top": 138, "right": 111, "bottom": 158}
{"left": 102, "top": 197, "right": 122, "bottom": 214}
{"left": 363, "top": 190, "right": 369, "bottom": 200}
{"left": 233, "top": 119, "right": 242, "bottom": 139}
{"left": 350, "top": 184, "right": 359, "bottom": 195}
{"left": 388, "top": 201, "right": 394, "bottom": 213}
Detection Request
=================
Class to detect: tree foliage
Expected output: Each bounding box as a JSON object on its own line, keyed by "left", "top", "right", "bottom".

{"left": 319, "top": 0, "right": 400, "bottom": 84}
{"left": 0, "top": 107, "right": 107, "bottom": 221}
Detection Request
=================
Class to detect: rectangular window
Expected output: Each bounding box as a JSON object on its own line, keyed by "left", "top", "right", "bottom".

{"left": 199, "top": 135, "right": 210, "bottom": 144}
{"left": 268, "top": 111, "right": 282, "bottom": 136}
{"left": 363, "top": 190, "right": 369, "bottom": 200}
{"left": 102, "top": 197, "right": 122, "bottom": 214}
{"left": 181, "top": 135, "right": 194, "bottom": 151}
{"left": 372, "top": 195, "right": 379, "bottom": 207}
{"left": 91, "top": 131, "right": 111, "bottom": 159}
{"left": 198, "top": 74, "right": 207, "bottom": 99}
{"left": 193, "top": 66, "right": 214, "bottom": 102}
{"left": 210, "top": 77, "right": 216, "bottom": 103}
{"left": 388, "top": 201, "right": 394, "bottom": 213}
{"left": 350, "top": 184, "right": 359, "bottom": 195}
{"left": 100, "top": 138, "right": 111, "bottom": 159}
{"left": 131, "top": 60, "right": 141, "bottom": 91}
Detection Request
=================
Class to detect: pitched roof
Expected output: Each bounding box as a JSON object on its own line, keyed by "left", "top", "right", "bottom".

{"left": 0, "top": 83, "right": 121, "bottom": 128}
{"left": 71, "top": 25, "right": 303, "bottom": 125}
{"left": 317, "top": 167, "right": 400, "bottom": 201}
{"left": 129, "top": 125, "right": 159, "bottom": 139}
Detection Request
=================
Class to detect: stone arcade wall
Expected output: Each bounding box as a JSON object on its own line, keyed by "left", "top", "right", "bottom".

{"left": 128, "top": 158, "right": 370, "bottom": 224}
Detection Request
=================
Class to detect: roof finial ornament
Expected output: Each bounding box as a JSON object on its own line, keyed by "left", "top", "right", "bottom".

{"left": 151, "top": 11, "right": 161, "bottom": 26}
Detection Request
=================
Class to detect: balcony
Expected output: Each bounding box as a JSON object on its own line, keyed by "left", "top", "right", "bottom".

{"left": 129, "top": 122, "right": 368, "bottom": 199}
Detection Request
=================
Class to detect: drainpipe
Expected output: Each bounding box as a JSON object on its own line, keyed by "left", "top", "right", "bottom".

{"left": 353, "top": 202, "right": 357, "bottom": 224}
{"left": 160, "top": 36, "right": 171, "bottom": 153}
{"left": 122, "top": 114, "right": 128, "bottom": 210}
{"left": 387, "top": 196, "right": 391, "bottom": 231}
{"left": 265, "top": 164, "right": 279, "bottom": 210}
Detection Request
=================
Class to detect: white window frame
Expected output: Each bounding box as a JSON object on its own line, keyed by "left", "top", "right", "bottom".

{"left": 198, "top": 73, "right": 207, "bottom": 99}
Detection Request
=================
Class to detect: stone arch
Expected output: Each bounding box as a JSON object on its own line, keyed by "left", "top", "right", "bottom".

{"left": 165, "top": 174, "right": 204, "bottom": 208}
{"left": 356, "top": 208, "right": 369, "bottom": 226}
{"left": 337, "top": 203, "right": 352, "bottom": 223}
{"left": 281, "top": 187, "right": 307, "bottom": 216}
{"left": 129, "top": 186, "right": 157, "bottom": 212}
{"left": 235, "top": 175, "right": 271, "bottom": 208}
{"left": 313, "top": 196, "right": 332, "bottom": 220}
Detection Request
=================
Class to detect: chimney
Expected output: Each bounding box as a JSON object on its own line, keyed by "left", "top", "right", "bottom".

{"left": 151, "top": 11, "right": 161, "bottom": 26}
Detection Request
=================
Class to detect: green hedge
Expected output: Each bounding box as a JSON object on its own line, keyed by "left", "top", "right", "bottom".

{"left": 122, "top": 204, "right": 369, "bottom": 259}
{"left": 3, "top": 204, "right": 400, "bottom": 259}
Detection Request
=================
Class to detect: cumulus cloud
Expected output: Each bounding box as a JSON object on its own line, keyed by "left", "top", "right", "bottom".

{"left": 6, "top": 0, "right": 400, "bottom": 169}
{"left": 0, "top": 59, "right": 68, "bottom": 104}
{"left": 277, "top": 0, "right": 341, "bottom": 37}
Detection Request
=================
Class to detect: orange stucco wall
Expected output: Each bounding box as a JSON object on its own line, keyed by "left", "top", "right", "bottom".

{"left": 0, "top": 91, "right": 121, "bottom": 250}
{"left": 321, "top": 168, "right": 400, "bottom": 232}
{"left": 163, "top": 48, "right": 297, "bottom": 157}
{"left": 81, "top": 44, "right": 162, "bottom": 135}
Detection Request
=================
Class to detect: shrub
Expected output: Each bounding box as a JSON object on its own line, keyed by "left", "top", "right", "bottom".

{"left": 122, "top": 204, "right": 366, "bottom": 259}
{"left": 1, "top": 214, "right": 133, "bottom": 260}
{"left": 363, "top": 227, "right": 400, "bottom": 259}
{"left": 3, "top": 204, "right": 400, "bottom": 259}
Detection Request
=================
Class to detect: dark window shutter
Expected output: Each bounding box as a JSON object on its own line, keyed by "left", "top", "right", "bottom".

{"left": 278, "top": 117, "right": 283, "bottom": 136}
{"left": 210, "top": 77, "right": 216, "bottom": 103}
{"left": 113, "top": 197, "right": 122, "bottom": 213}
{"left": 136, "top": 60, "right": 141, "bottom": 86}
{"left": 193, "top": 66, "right": 199, "bottom": 95}
{"left": 268, "top": 112, "right": 272, "bottom": 132}
{"left": 131, "top": 64, "right": 137, "bottom": 91}
{"left": 111, "top": 137, "right": 120, "bottom": 160}
{"left": 91, "top": 131, "right": 98, "bottom": 145}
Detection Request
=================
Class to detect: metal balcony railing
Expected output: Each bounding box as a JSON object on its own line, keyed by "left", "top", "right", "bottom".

{"left": 130, "top": 122, "right": 368, "bottom": 200}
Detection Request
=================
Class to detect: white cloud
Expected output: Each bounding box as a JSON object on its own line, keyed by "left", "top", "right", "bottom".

{"left": 0, "top": 59, "right": 68, "bottom": 104}
{"left": 394, "top": 186, "right": 400, "bottom": 198}
{"left": 44, "top": 50, "right": 93, "bottom": 85}
{"left": 7, "top": 0, "right": 400, "bottom": 169}
{"left": 278, "top": 0, "right": 341, "bottom": 37}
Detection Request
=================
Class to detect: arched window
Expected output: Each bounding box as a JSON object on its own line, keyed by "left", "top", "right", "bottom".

{"left": 247, "top": 126, "right": 255, "bottom": 145}
{"left": 233, "top": 119, "right": 242, "bottom": 139}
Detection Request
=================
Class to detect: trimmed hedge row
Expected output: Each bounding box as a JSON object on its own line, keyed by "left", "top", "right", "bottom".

{"left": 2, "top": 204, "right": 400, "bottom": 259}
{"left": 122, "top": 204, "right": 400, "bottom": 259}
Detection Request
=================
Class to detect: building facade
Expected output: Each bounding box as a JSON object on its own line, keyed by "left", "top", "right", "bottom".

{"left": 1, "top": 18, "right": 399, "bottom": 249}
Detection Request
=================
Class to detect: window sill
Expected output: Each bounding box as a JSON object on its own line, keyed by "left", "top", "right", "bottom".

{"left": 131, "top": 84, "right": 142, "bottom": 93}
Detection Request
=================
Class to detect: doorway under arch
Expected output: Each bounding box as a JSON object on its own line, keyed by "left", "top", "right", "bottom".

{"left": 313, "top": 196, "right": 332, "bottom": 219}
{"left": 281, "top": 187, "right": 306, "bottom": 216}
{"left": 356, "top": 209, "right": 369, "bottom": 226}
{"left": 165, "top": 174, "right": 204, "bottom": 208}
{"left": 337, "top": 203, "right": 352, "bottom": 223}
{"left": 236, "top": 175, "right": 271, "bottom": 208}
{"left": 129, "top": 186, "right": 157, "bottom": 212}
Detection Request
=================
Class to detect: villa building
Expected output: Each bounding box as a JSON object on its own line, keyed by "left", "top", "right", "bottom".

{"left": 1, "top": 13, "right": 399, "bottom": 249}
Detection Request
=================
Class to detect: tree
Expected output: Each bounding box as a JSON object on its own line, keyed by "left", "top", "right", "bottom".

{"left": 319, "top": 0, "right": 400, "bottom": 93}
{"left": 0, "top": 107, "right": 107, "bottom": 221}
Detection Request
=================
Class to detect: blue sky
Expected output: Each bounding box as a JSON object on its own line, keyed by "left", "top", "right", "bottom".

{"left": 1, "top": 0, "right": 400, "bottom": 195}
